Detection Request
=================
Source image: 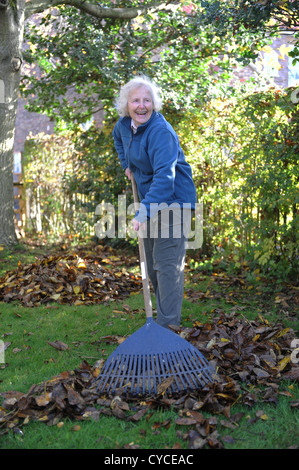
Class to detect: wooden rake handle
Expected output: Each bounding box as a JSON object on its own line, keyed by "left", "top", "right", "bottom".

{"left": 131, "top": 175, "right": 153, "bottom": 320}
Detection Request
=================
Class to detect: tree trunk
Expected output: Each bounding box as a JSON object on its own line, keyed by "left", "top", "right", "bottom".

{"left": 0, "top": 1, "right": 25, "bottom": 245}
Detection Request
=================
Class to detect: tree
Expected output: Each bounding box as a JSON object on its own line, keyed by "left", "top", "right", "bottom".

{"left": 21, "top": 4, "right": 250, "bottom": 127}
{"left": 0, "top": 1, "right": 25, "bottom": 245}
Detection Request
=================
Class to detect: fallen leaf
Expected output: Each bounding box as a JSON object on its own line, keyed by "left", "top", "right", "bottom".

{"left": 128, "top": 407, "right": 148, "bottom": 422}
{"left": 256, "top": 410, "right": 268, "bottom": 420}
{"left": 71, "top": 425, "right": 81, "bottom": 432}
{"left": 47, "top": 340, "right": 68, "bottom": 351}
{"left": 156, "top": 376, "right": 175, "bottom": 396}
{"left": 13, "top": 348, "right": 22, "bottom": 354}
{"left": 175, "top": 417, "right": 197, "bottom": 426}
{"left": 277, "top": 356, "right": 291, "bottom": 371}
{"left": 35, "top": 392, "right": 52, "bottom": 407}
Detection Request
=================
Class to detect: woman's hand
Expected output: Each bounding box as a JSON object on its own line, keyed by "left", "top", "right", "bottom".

{"left": 132, "top": 218, "right": 146, "bottom": 233}
{"left": 133, "top": 218, "right": 140, "bottom": 232}
{"left": 126, "top": 168, "right": 145, "bottom": 233}
{"left": 125, "top": 168, "right": 132, "bottom": 180}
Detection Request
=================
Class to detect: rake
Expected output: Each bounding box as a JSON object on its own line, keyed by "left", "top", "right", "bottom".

{"left": 94, "top": 176, "right": 214, "bottom": 396}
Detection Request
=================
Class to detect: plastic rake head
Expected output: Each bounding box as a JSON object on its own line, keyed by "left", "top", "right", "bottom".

{"left": 94, "top": 318, "right": 214, "bottom": 396}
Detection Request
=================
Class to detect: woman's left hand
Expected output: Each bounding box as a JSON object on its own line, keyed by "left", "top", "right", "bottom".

{"left": 133, "top": 219, "right": 145, "bottom": 233}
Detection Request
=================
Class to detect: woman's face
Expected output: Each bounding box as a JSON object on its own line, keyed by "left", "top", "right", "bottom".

{"left": 127, "top": 85, "right": 154, "bottom": 128}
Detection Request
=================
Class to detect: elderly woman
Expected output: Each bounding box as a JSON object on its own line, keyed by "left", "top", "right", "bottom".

{"left": 113, "top": 75, "right": 197, "bottom": 329}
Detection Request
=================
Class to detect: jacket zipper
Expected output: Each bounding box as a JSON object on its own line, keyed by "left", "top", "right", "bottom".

{"left": 125, "top": 129, "right": 134, "bottom": 169}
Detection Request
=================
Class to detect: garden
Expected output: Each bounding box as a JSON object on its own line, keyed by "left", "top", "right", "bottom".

{"left": 0, "top": 0, "right": 298, "bottom": 452}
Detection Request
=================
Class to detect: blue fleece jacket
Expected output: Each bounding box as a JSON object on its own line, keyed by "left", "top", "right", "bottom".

{"left": 113, "top": 111, "right": 197, "bottom": 222}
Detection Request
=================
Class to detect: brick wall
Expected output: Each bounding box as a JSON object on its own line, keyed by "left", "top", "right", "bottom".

{"left": 14, "top": 98, "right": 54, "bottom": 153}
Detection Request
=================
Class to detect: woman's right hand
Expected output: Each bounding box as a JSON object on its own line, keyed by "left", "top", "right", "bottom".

{"left": 125, "top": 168, "right": 132, "bottom": 180}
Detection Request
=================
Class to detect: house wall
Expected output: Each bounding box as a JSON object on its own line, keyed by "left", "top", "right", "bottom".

{"left": 233, "top": 32, "right": 297, "bottom": 88}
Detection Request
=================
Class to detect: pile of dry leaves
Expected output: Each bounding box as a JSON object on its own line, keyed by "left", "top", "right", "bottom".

{"left": 0, "top": 247, "right": 141, "bottom": 307}
{"left": 1, "top": 312, "right": 298, "bottom": 448}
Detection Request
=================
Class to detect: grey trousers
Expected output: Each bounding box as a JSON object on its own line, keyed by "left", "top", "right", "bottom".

{"left": 142, "top": 208, "right": 190, "bottom": 329}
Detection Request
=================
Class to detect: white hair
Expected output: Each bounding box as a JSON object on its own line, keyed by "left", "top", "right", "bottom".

{"left": 115, "top": 75, "right": 163, "bottom": 117}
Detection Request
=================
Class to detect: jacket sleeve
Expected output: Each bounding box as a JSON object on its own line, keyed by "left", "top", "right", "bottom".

{"left": 135, "top": 128, "right": 179, "bottom": 222}
{"left": 113, "top": 121, "right": 128, "bottom": 171}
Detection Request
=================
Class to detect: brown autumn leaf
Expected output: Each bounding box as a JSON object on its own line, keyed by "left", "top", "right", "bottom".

{"left": 64, "top": 384, "right": 84, "bottom": 406}
{"left": 175, "top": 417, "right": 198, "bottom": 426}
{"left": 1, "top": 391, "right": 25, "bottom": 408}
{"left": 47, "top": 340, "right": 68, "bottom": 351}
{"left": 188, "top": 430, "right": 207, "bottom": 449}
{"left": 83, "top": 408, "right": 101, "bottom": 421}
{"left": 207, "top": 431, "right": 224, "bottom": 449}
{"left": 180, "top": 310, "right": 297, "bottom": 389}
{"left": 71, "top": 425, "right": 81, "bottom": 432}
{"left": 284, "top": 367, "right": 299, "bottom": 382}
{"left": 110, "top": 396, "right": 130, "bottom": 412}
{"left": 98, "top": 335, "right": 126, "bottom": 345}
{"left": 127, "top": 407, "right": 149, "bottom": 422}
{"left": 290, "top": 400, "right": 299, "bottom": 409}
{"left": 156, "top": 376, "right": 175, "bottom": 396}
{"left": 222, "top": 435, "right": 235, "bottom": 445}
{"left": 35, "top": 392, "right": 52, "bottom": 407}
{"left": 256, "top": 410, "right": 268, "bottom": 420}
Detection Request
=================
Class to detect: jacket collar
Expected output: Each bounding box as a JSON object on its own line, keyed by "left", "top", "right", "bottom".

{"left": 121, "top": 111, "right": 157, "bottom": 132}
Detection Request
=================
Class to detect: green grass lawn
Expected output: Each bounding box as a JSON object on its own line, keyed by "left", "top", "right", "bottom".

{"left": 0, "top": 242, "right": 298, "bottom": 449}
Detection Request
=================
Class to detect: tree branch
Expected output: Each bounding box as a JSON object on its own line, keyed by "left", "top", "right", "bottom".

{"left": 25, "top": 0, "right": 179, "bottom": 20}
{"left": 0, "top": 0, "right": 9, "bottom": 8}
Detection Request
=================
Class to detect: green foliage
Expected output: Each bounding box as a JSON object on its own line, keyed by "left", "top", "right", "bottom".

{"left": 20, "top": 3, "right": 298, "bottom": 278}
{"left": 21, "top": 3, "right": 267, "bottom": 127}
{"left": 23, "top": 120, "right": 129, "bottom": 240}
{"left": 178, "top": 86, "right": 298, "bottom": 278}
{"left": 23, "top": 86, "right": 298, "bottom": 279}
{"left": 202, "top": 0, "right": 299, "bottom": 35}
{"left": 201, "top": 0, "right": 299, "bottom": 61}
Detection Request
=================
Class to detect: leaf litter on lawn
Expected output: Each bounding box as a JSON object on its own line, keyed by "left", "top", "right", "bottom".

{"left": 1, "top": 311, "right": 298, "bottom": 449}
{"left": 0, "top": 245, "right": 141, "bottom": 306}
